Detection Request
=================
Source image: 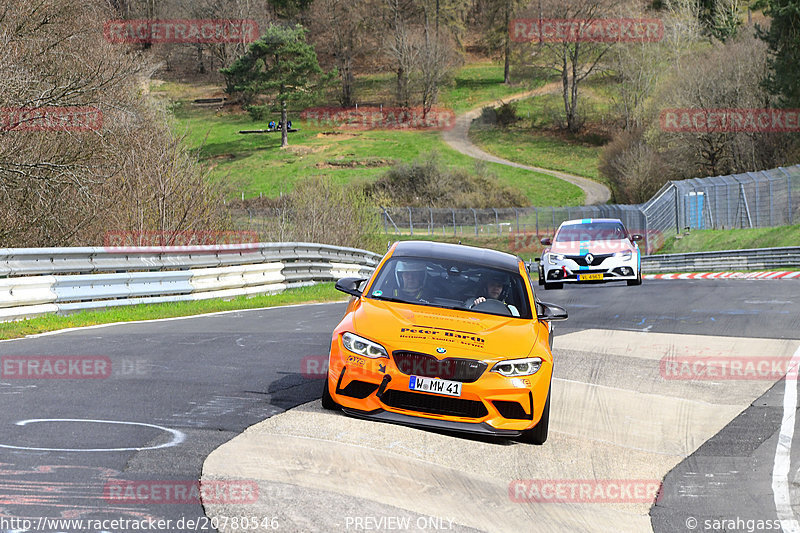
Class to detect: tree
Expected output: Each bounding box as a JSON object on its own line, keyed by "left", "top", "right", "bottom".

{"left": 699, "top": 0, "right": 745, "bottom": 41}
{"left": 310, "top": 0, "right": 369, "bottom": 106}
{"left": 0, "top": 0, "right": 226, "bottom": 247}
{"left": 478, "top": 0, "right": 527, "bottom": 83}
{"left": 384, "top": 0, "right": 421, "bottom": 108}
{"left": 518, "top": 0, "right": 620, "bottom": 133}
{"left": 757, "top": 0, "right": 800, "bottom": 107}
{"left": 221, "top": 24, "right": 330, "bottom": 147}
{"left": 268, "top": 0, "right": 313, "bottom": 20}
{"left": 414, "top": 21, "right": 460, "bottom": 116}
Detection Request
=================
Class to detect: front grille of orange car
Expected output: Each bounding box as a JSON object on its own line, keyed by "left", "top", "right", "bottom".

{"left": 392, "top": 351, "right": 487, "bottom": 383}
{"left": 380, "top": 389, "right": 488, "bottom": 418}
{"left": 338, "top": 380, "right": 379, "bottom": 399}
{"left": 492, "top": 400, "right": 531, "bottom": 420}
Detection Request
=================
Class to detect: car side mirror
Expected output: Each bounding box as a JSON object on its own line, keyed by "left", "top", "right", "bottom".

{"left": 540, "top": 237, "right": 552, "bottom": 245}
{"left": 335, "top": 277, "right": 366, "bottom": 297}
{"left": 631, "top": 234, "right": 643, "bottom": 242}
{"left": 537, "top": 301, "right": 568, "bottom": 321}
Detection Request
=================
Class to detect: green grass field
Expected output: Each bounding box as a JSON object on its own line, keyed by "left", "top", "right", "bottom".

{"left": 350, "top": 62, "right": 546, "bottom": 114}
{"left": 469, "top": 127, "right": 603, "bottom": 181}
{"left": 0, "top": 283, "right": 344, "bottom": 340}
{"left": 151, "top": 61, "right": 587, "bottom": 206}
{"left": 464, "top": 72, "right": 619, "bottom": 183}
{"left": 173, "top": 108, "right": 583, "bottom": 204}
{"left": 656, "top": 225, "right": 800, "bottom": 254}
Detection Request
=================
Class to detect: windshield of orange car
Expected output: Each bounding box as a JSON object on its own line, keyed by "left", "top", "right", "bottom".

{"left": 365, "top": 257, "right": 532, "bottom": 319}
{"left": 555, "top": 222, "right": 627, "bottom": 242}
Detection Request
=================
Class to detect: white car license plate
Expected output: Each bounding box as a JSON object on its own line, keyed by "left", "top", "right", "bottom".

{"left": 579, "top": 273, "right": 604, "bottom": 281}
{"left": 409, "top": 376, "right": 462, "bottom": 397}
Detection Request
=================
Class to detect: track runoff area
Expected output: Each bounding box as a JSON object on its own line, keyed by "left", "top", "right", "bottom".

{"left": 202, "top": 278, "right": 800, "bottom": 532}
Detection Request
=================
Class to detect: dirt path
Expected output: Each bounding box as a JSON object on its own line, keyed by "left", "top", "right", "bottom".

{"left": 441, "top": 82, "right": 611, "bottom": 205}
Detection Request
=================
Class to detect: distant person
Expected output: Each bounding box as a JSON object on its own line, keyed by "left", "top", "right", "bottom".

{"left": 393, "top": 260, "right": 431, "bottom": 302}
{"left": 287, "top": 120, "right": 293, "bottom": 129}
{"left": 468, "top": 271, "right": 519, "bottom": 316}
{"left": 268, "top": 121, "right": 275, "bottom": 130}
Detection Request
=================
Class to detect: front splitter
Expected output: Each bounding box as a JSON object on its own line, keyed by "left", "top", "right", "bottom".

{"left": 341, "top": 407, "right": 523, "bottom": 437}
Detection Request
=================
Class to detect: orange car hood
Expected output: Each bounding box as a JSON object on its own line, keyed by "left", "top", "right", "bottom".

{"left": 352, "top": 298, "right": 539, "bottom": 361}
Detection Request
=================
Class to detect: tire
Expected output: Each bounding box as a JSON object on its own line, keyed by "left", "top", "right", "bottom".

{"left": 538, "top": 266, "right": 544, "bottom": 286}
{"left": 544, "top": 282, "right": 563, "bottom": 290}
{"left": 321, "top": 376, "right": 340, "bottom": 410}
{"left": 520, "top": 388, "right": 550, "bottom": 445}
{"left": 627, "top": 270, "right": 642, "bottom": 286}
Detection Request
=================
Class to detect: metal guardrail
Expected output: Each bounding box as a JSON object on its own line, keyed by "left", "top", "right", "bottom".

{"left": 0, "top": 243, "right": 382, "bottom": 321}
{"left": 2, "top": 242, "right": 795, "bottom": 322}
{"left": 641, "top": 247, "right": 800, "bottom": 273}
{"left": 0, "top": 243, "right": 380, "bottom": 276}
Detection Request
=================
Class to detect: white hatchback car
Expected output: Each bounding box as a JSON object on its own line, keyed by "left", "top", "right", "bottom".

{"left": 538, "top": 218, "right": 642, "bottom": 290}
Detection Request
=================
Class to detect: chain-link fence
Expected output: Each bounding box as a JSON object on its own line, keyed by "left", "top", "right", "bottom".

{"left": 227, "top": 165, "right": 799, "bottom": 255}
{"left": 379, "top": 165, "right": 800, "bottom": 254}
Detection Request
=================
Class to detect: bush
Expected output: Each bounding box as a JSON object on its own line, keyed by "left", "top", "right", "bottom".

{"left": 495, "top": 101, "right": 519, "bottom": 127}
{"left": 246, "top": 105, "right": 272, "bottom": 122}
{"left": 366, "top": 152, "right": 528, "bottom": 208}
{"left": 230, "top": 177, "right": 381, "bottom": 251}
{"left": 599, "top": 128, "right": 670, "bottom": 204}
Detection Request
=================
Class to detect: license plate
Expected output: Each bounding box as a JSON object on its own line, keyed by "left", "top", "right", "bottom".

{"left": 409, "top": 375, "right": 462, "bottom": 397}
{"left": 579, "top": 273, "right": 604, "bottom": 281}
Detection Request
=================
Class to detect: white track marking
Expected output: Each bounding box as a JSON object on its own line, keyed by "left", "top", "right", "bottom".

{"left": 0, "top": 418, "right": 185, "bottom": 452}
{"left": 773, "top": 346, "right": 800, "bottom": 532}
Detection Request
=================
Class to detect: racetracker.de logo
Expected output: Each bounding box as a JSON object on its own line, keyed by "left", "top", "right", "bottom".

{"left": 510, "top": 18, "right": 664, "bottom": 43}
{"left": 0, "top": 107, "right": 102, "bottom": 132}
{"left": 103, "top": 480, "right": 259, "bottom": 504}
{"left": 660, "top": 356, "right": 799, "bottom": 381}
{"left": 300, "top": 107, "right": 456, "bottom": 131}
{"left": 103, "top": 19, "right": 259, "bottom": 44}
{"left": 301, "top": 355, "right": 329, "bottom": 379}
{"left": 509, "top": 479, "right": 662, "bottom": 503}
{"left": 660, "top": 108, "right": 800, "bottom": 133}
{"left": 103, "top": 230, "right": 259, "bottom": 252}
{"left": 1, "top": 356, "right": 112, "bottom": 379}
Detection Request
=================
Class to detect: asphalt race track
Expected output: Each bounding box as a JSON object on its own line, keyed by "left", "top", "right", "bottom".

{"left": 0, "top": 279, "right": 798, "bottom": 532}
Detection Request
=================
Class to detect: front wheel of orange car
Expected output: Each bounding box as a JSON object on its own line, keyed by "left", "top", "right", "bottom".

{"left": 519, "top": 388, "right": 550, "bottom": 445}
{"left": 321, "top": 376, "right": 340, "bottom": 410}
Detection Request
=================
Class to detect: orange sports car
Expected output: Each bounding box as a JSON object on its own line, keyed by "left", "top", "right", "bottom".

{"left": 322, "top": 241, "right": 567, "bottom": 444}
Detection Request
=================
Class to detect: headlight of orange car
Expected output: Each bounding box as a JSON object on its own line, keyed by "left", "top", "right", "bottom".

{"left": 491, "top": 357, "right": 543, "bottom": 377}
{"left": 342, "top": 332, "right": 389, "bottom": 359}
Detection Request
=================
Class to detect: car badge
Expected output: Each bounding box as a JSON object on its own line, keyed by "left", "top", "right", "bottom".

{"left": 436, "top": 347, "right": 447, "bottom": 354}
{"left": 585, "top": 253, "right": 594, "bottom": 265}
{"left": 378, "top": 363, "right": 386, "bottom": 373}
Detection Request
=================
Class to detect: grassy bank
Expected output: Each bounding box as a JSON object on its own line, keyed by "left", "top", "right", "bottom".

{"left": 656, "top": 225, "right": 800, "bottom": 254}
{"left": 155, "top": 62, "right": 584, "bottom": 206}
{"left": 0, "top": 283, "right": 344, "bottom": 340}
{"left": 170, "top": 106, "right": 583, "bottom": 205}
{"left": 466, "top": 79, "right": 616, "bottom": 182}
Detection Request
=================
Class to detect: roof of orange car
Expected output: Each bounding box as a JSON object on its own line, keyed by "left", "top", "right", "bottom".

{"left": 392, "top": 240, "right": 521, "bottom": 272}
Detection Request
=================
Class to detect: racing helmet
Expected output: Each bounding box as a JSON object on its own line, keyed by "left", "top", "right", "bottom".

{"left": 395, "top": 260, "right": 427, "bottom": 289}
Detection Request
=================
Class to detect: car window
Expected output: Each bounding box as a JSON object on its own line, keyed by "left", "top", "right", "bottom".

{"left": 367, "top": 257, "right": 532, "bottom": 319}
{"left": 555, "top": 222, "right": 628, "bottom": 242}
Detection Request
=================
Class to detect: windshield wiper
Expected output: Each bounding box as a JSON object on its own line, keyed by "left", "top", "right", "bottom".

{"left": 370, "top": 295, "right": 413, "bottom": 305}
